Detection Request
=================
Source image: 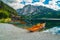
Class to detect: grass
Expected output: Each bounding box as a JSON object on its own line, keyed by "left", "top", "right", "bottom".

{"left": 0, "top": 18, "right": 11, "bottom": 23}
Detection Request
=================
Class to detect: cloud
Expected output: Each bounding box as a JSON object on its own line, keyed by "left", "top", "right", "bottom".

{"left": 40, "top": 0, "right": 45, "bottom": 2}
{"left": 25, "top": 0, "right": 45, "bottom": 6}
{"left": 8, "top": 3, "right": 24, "bottom": 9}
{"left": 2, "top": 0, "right": 24, "bottom": 9}
{"left": 48, "top": 0, "right": 60, "bottom": 10}
{"left": 25, "top": 0, "right": 32, "bottom": 3}
{"left": 2, "top": 0, "right": 19, "bottom": 3}
{"left": 1, "top": 0, "right": 60, "bottom": 10}
{"left": 30, "top": 0, "right": 60, "bottom": 10}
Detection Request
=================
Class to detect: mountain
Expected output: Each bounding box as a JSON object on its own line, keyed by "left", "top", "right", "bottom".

{"left": 17, "top": 5, "right": 60, "bottom": 19}
{"left": 0, "top": 0, "right": 18, "bottom": 19}
{"left": 17, "top": 5, "right": 60, "bottom": 29}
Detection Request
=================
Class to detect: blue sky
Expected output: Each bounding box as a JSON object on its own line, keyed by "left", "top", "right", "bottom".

{"left": 20, "top": 0, "right": 60, "bottom": 7}
{"left": 20, "top": 0, "right": 40, "bottom": 4}
{"left": 43, "top": 0, "right": 52, "bottom": 4}
{"left": 21, "top": 0, "right": 50, "bottom": 4}
{"left": 56, "top": 1, "right": 60, "bottom": 7}
{"left": 32, "top": 0, "right": 51, "bottom": 4}
{"left": 32, "top": 0, "right": 40, "bottom": 3}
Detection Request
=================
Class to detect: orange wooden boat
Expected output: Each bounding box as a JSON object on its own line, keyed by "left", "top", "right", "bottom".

{"left": 27, "top": 23, "right": 46, "bottom": 32}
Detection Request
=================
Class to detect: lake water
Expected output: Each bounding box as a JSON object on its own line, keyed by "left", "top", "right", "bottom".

{"left": 10, "top": 20, "right": 60, "bottom": 29}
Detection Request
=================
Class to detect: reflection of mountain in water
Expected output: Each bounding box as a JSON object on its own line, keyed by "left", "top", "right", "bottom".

{"left": 43, "top": 27, "right": 60, "bottom": 35}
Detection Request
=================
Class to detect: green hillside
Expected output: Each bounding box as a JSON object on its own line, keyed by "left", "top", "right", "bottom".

{"left": 0, "top": 1, "right": 18, "bottom": 23}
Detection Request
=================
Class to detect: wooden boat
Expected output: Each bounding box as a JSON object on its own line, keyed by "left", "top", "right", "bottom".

{"left": 27, "top": 23, "right": 46, "bottom": 32}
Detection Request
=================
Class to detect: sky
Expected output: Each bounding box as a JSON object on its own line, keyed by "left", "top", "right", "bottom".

{"left": 1, "top": 0, "right": 60, "bottom": 10}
